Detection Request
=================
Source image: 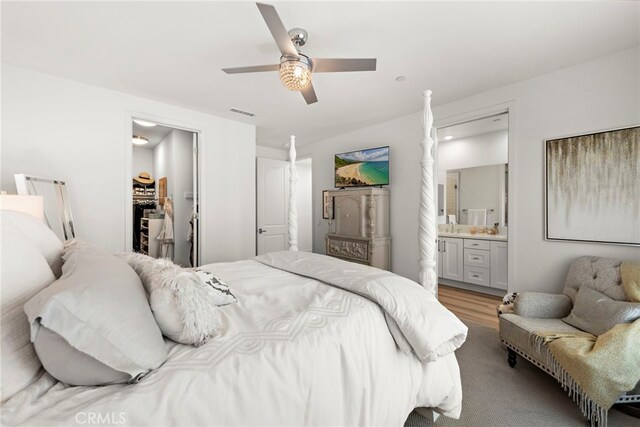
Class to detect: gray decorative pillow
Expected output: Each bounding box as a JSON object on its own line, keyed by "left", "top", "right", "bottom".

{"left": 563, "top": 285, "right": 640, "bottom": 336}
{"left": 24, "top": 242, "right": 167, "bottom": 385}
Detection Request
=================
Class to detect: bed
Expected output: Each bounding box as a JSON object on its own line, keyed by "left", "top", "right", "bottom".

{"left": 1, "top": 91, "right": 467, "bottom": 426}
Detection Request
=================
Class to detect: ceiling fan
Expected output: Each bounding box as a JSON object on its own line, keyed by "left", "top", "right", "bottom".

{"left": 222, "top": 2, "right": 377, "bottom": 105}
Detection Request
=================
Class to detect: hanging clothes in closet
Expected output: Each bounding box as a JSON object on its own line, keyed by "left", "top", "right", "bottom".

{"left": 157, "top": 197, "right": 175, "bottom": 259}
{"left": 132, "top": 172, "right": 156, "bottom": 252}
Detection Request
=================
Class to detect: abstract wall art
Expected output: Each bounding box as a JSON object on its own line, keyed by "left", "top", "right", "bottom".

{"left": 545, "top": 125, "right": 639, "bottom": 245}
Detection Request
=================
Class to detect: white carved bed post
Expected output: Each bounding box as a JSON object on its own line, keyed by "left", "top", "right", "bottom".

{"left": 288, "top": 135, "right": 299, "bottom": 251}
{"left": 419, "top": 90, "right": 438, "bottom": 295}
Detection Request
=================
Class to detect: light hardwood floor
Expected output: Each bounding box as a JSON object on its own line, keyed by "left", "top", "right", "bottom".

{"left": 437, "top": 285, "right": 502, "bottom": 329}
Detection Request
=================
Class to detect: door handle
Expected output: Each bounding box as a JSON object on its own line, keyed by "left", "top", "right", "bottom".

{"left": 258, "top": 228, "right": 266, "bottom": 234}
{"left": 443, "top": 241, "right": 447, "bottom": 253}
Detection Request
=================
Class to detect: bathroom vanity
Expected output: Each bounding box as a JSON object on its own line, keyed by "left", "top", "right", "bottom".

{"left": 437, "top": 229, "right": 507, "bottom": 293}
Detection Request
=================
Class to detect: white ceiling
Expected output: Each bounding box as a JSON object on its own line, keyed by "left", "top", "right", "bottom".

{"left": 2, "top": 2, "right": 638, "bottom": 149}
{"left": 132, "top": 121, "right": 175, "bottom": 149}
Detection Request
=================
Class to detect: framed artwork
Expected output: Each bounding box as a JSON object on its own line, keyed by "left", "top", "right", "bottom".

{"left": 159, "top": 177, "right": 167, "bottom": 207}
{"left": 322, "top": 190, "right": 333, "bottom": 219}
{"left": 545, "top": 125, "right": 639, "bottom": 245}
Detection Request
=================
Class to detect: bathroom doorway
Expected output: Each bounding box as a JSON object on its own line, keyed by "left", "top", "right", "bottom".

{"left": 128, "top": 118, "right": 200, "bottom": 267}
{"left": 435, "top": 110, "right": 511, "bottom": 295}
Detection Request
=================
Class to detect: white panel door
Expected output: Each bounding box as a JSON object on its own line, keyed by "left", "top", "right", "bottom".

{"left": 441, "top": 237, "right": 464, "bottom": 281}
{"left": 490, "top": 241, "right": 508, "bottom": 290}
{"left": 256, "top": 158, "right": 289, "bottom": 255}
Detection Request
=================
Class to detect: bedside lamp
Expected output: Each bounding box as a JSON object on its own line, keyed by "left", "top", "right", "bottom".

{"left": 0, "top": 192, "right": 44, "bottom": 221}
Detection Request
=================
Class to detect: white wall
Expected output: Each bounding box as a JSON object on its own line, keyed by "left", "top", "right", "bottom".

{"left": 299, "top": 47, "right": 640, "bottom": 292}
{"left": 299, "top": 112, "right": 424, "bottom": 281}
{"left": 438, "top": 130, "right": 508, "bottom": 171}
{"left": 132, "top": 147, "right": 154, "bottom": 178}
{"left": 256, "top": 145, "right": 288, "bottom": 161}
{"left": 1, "top": 64, "right": 256, "bottom": 264}
{"left": 296, "top": 158, "right": 313, "bottom": 252}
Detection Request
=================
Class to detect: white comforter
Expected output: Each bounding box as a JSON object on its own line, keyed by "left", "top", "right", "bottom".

{"left": 2, "top": 255, "right": 465, "bottom": 426}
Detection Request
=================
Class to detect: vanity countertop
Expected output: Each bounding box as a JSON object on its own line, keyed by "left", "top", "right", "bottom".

{"left": 438, "top": 231, "right": 507, "bottom": 241}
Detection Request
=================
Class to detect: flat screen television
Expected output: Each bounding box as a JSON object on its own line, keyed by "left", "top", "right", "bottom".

{"left": 334, "top": 146, "right": 389, "bottom": 188}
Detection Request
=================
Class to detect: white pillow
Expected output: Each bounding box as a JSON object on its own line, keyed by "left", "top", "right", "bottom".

{"left": 24, "top": 243, "right": 167, "bottom": 385}
{"left": 1, "top": 210, "right": 64, "bottom": 278}
{"left": 118, "top": 252, "right": 236, "bottom": 346}
{"left": 0, "top": 220, "right": 55, "bottom": 402}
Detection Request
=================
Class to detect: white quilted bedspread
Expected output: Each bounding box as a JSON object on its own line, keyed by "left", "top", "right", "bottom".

{"left": 2, "top": 255, "right": 465, "bottom": 426}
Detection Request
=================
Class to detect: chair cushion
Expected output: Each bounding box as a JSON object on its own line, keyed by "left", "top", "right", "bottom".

{"left": 499, "top": 314, "right": 583, "bottom": 365}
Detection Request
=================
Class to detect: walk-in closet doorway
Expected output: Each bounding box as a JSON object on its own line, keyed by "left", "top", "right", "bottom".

{"left": 125, "top": 115, "right": 201, "bottom": 267}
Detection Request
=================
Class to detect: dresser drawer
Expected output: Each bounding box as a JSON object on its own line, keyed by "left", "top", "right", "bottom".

{"left": 464, "top": 239, "right": 491, "bottom": 250}
{"left": 464, "top": 266, "right": 491, "bottom": 286}
{"left": 326, "top": 237, "right": 370, "bottom": 263}
{"left": 464, "top": 248, "right": 491, "bottom": 268}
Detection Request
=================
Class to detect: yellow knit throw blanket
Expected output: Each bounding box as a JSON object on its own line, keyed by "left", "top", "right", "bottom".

{"left": 536, "top": 319, "right": 640, "bottom": 412}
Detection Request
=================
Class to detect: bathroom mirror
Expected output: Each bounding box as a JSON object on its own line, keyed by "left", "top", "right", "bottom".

{"left": 444, "top": 164, "right": 508, "bottom": 226}
{"left": 14, "top": 173, "right": 76, "bottom": 240}
{"left": 437, "top": 112, "right": 509, "bottom": 227}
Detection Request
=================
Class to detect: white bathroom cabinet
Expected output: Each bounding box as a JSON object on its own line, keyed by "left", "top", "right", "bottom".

{"left": 437, "top": 236, "right": 508, "bottom": 291}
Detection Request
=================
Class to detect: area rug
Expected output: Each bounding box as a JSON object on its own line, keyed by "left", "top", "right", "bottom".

{"left": 405, "top": 320, "right": 638, "bottom": 427}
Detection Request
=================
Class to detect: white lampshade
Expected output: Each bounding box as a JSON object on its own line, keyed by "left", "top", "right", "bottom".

{"left": 0, "top": 195, "right": 44, "bottom": 221}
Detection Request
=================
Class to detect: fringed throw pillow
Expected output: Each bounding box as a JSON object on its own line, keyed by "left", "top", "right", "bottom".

{"left": 118, "top": 252, "right": 237, "bottom": 346}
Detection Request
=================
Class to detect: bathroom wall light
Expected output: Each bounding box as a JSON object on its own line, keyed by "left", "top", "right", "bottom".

{"left": 132, "top": 135, "right": 149, "bottom": 145}
{"left": 133, "top": 119, "right": 157, "bottom": 127}
{"left": 443, "top": 135, "right": 453, "bottom": 141}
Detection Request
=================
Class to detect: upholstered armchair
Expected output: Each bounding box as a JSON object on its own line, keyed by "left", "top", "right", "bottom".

{"left": 499, "top": 256, "right": 640, "bottom": 425}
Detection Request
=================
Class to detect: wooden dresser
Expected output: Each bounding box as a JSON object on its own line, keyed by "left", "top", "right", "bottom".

{"left": 325, "top": 187, "right": 390, "bottom": 270}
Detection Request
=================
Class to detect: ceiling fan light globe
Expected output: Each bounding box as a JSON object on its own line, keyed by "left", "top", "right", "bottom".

{"left": 279, "top": 60, "right": 312, "bottom": 91}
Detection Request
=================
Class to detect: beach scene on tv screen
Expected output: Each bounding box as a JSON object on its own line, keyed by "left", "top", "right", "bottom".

{"left": 335, "top": 147, "right": 389, "bottom": 187}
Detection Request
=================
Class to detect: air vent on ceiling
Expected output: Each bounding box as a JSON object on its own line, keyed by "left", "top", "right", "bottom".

{"left": 230, "top": 108, "right": 255, "bottom": 118}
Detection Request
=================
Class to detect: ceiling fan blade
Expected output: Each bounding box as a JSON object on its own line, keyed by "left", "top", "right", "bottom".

{"left": 301, "top": 83, "right": 318, "bottom": 105}
{"left": 222, "top": 64, "right": 279, "bottom": 74}
{"left": 311, "top": 58, "right": 377, "bottom": 73}
{"left": 256, "top": 3, "right": 299, "bottom": 58}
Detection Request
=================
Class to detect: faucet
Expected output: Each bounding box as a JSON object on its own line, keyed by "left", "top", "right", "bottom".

{"left": 449, "top": 220, "right": 456, "bottom": 233}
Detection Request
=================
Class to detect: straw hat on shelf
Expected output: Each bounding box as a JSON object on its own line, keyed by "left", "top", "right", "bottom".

{"left": 133, "top": 172, "right": 154, "bottom": 185}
